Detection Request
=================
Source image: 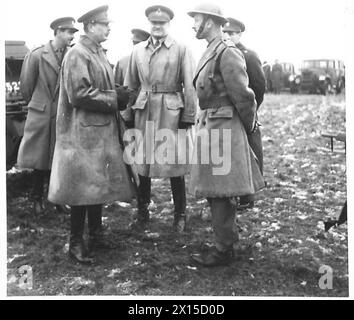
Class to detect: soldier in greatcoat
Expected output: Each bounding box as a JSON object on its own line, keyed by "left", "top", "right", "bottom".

{"left": 223, "top": 17, "right": 266, "bottom": 209}
{"left": 17, "top": 17, "right": 78, "bottom": 214}
{"left": 187, "top": 3, "right": 265, "bottom": 266}
{"left": 48, "top": 5, "right": 134, "bottom": 264}
{"left": 124, "top": 5, "right": 197, "bottom": 232}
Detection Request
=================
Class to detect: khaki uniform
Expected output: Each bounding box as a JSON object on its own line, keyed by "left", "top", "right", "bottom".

{"left": 17, "top": 42, "right": 65, "bottom": 170}
{"left": 190, "top": 37, "right": 265, "bottom": 250}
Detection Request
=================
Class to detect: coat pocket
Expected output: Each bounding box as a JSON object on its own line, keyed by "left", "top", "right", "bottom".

{"left": 164, "top": 93, "right": 184, "bottom": 110}
{"left": 28, "top": 101, "right": 46, "bottom": 112}
{"left": 131, "top": 92, "right": 148, "bottom": 110}
{"left": 207, "top": 106, "right": 233, "bottom": 119}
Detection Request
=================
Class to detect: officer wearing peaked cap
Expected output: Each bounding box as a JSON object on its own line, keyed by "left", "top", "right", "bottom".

{"left": 145, "top": 5, "right": 174, "bottom": 21}
{"left": 114, "top": 28, "right": 150, "bottom": 86}
{"left": 188, "top": 3, "right": 264, "bottom": 267}
{"left": 48, "top": 5, "right": 135, "bottom": 264}
{"left": 77, "top": 5, "right": 112, "bottom": 24}
{"left": 223, "top": 17, "right": 266, "bottom": 209}
{"left": 124, "top": 4, "right": 197, "bottom": 232}
{"left": 50, "top": 17, "right": 78, "bottom": 32}
{"left": 17, "top": 17, "right": 78, "bottom": 215}
{"left": 114, "top": 28, "right": 150, "bottom": 126}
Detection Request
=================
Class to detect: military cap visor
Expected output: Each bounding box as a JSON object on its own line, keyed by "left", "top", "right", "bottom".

{"left": 145, "top": 5, "right": 174, "bottom": 22}
{"left": 50, "top": 17, "right": 78, "bottom": 31}
{"left": 78, "top": 5, "right": 112, "bottom": 24}
{"left": 223, "top": 18, "right": 245, "bottom": 32}
{"left": 131, "top": 28, "right": 150, "bottom": 42}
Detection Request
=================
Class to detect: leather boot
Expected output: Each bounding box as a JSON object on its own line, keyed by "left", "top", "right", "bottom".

{"left": 32, "top": 169, "right": 45, "bottom": 215}
{"left": 131, "top": 175, "right": 151, "bottom": 229}
{"left": 191, "top": 246, "right": 235, "bottom": 267}
{"left": 87, "top": 205, "right": 116, "bottom": 251}
{"left": 33, "top": 198, "right": 45, "bottom": 215}
{"left": 69, "top": 207, "right": 93, "bottom": 264}
{"left": 171, "top": 176, "right": 187, "bottom": 232}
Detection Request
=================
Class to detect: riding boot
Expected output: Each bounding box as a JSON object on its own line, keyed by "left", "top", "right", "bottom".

{"left": 69, "top": 206, "right": 93, "bottom": 264}
{"left": 131, "top": 175, "right": 151, "bottom": 228}
{"left": 171, "top": 176, "right": 187, "bottom": 232}
{"left": 87, "top": 205, "right": 115, "bottom": 251}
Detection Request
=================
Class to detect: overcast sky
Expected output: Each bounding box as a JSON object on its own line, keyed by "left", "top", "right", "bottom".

{"left": 3, "top": 0, "right": 353, "bottom": 70}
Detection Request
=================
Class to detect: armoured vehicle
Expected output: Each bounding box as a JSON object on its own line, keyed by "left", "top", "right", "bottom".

{"left": 300, "top": 59, "right": 345, "bottom": 95}
{"left": 5, "top": 40, "right": 29, "bottom": 170}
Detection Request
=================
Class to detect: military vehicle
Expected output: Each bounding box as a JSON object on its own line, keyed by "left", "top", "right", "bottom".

{"left": 5, "top": 40, "right": 29, "bottom": 170}
{"left": 280, "top": 62, "right": 301, "bottom": 94}
{"left": 300, "top": 59, "right": 345, "bottom": 95}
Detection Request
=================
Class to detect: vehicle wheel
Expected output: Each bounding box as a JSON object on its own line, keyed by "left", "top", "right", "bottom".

{"left": 321, "top": 81, "right": 332, "bottom": 95}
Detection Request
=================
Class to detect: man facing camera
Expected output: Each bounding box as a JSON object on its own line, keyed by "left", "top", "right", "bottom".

{"left": 17, "top": 17, "right": 78, "bottom": 215}
{"left": 124, "top": 5, "right": 197, "bottom": 232}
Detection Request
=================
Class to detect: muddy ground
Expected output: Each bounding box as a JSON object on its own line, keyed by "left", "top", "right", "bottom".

{"left": 7, "top": 93, "right": 347, "bottom": 297}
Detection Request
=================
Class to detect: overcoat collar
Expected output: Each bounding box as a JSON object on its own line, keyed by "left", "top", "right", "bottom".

{"left": 42, "top": 41, "right": 61, "bottom": 75}
{"left": 145, "top": 35, "right": 174, "bottom": 49}
{"left": 193, "top": 36, "right": 224, "bottom": 87}
{"left": 79, "top": 35, "right": 114, "bottom": 87}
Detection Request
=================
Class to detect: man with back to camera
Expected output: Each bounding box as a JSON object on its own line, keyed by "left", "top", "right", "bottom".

{"left": 124, "top": 5, "right": 197, "bottom": 232}
{"left": 17, "top": 17, "right": 78, "bottom": 215}
{"left": 223, "top": 17, "right": 266, "bottom": 209}
{"left": 187, "top": 3, "right": 265, "bottom": 267}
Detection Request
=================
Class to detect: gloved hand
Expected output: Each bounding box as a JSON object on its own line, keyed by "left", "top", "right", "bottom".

{"left": 115, "top": 85, "right": 131, "bottom": 111}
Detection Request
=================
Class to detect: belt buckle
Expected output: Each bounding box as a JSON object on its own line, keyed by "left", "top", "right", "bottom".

{"left": 152, "top": 84, "right": 157, "bottom": 93}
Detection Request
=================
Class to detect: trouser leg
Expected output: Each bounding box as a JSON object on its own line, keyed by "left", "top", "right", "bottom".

{"left": 207, "top": 197, "right": 239, "bottom": 252}
{"left": 136, "top": 175, "right": 151, "bottom": 221}
{"left": 32, "top": 169, "right": 45, "bottom": 200}
{"left": 69, "top": 206, "right": 92, "bottom": 264}
{"left": 170, "top": 176, "right": 187, "bottom": 231}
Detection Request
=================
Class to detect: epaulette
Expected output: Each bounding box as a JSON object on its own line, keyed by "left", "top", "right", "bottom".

{"left": 222, "top": 39, "right": 236, "bottom": 48}
{"left": 31, "top": 44, "right": 44, "bottom": 52}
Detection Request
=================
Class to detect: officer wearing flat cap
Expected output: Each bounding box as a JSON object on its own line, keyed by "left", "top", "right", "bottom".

{"left": 48, "top": 5, "right": 135, "bottom": 264}
{"left": 223, "top": 17, "right": 266, "bottom": 209}
{"left": 187, "top": 3, "right": 265, "bottom": 267}
{"left": 114, "top": 29, "right": 150, "bottom": 125}
{"left": 124, "top": 5, "right": 197, "bottom": 232}
{"left": 17, "top": 17, "right": 78, "bottom": 215}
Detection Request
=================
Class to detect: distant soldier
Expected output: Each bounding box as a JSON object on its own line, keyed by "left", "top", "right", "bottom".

{"left": 223, "top": 17, "right": 266, "bottom": 209}
{"left": 262, "top": 61, "right": 272, "bottom": 92}
{"left": 114, "top": 28, "right": 150, "bottom": 127}
{"left": 17, "top": 17, "right": 78, "bottom": 215}
{"left": 124, "top": 5, "right": 197, "bottom": 232}
{"left": 188, "top": 3, "right": 264, "bottom": 267}
{"left": 48, "top": 5, "right": 135, "bottom": 264}
{"left": 271, "top": 59, "right": 283, "bottom": 94}
{"left": 114, "top": 28, "right": 150, "bottom": 86}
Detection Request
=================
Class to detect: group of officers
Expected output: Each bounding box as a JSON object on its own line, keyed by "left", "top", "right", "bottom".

{"left": 17, "top": 3, "right": 266, "bottom": 267}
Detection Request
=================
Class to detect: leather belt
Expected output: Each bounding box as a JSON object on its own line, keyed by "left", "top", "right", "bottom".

{"left": 141, "top": 84, "right": 182, "bottom": 93}
{"left": 199, "top": 96, "right": 233, "bottom": 109}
